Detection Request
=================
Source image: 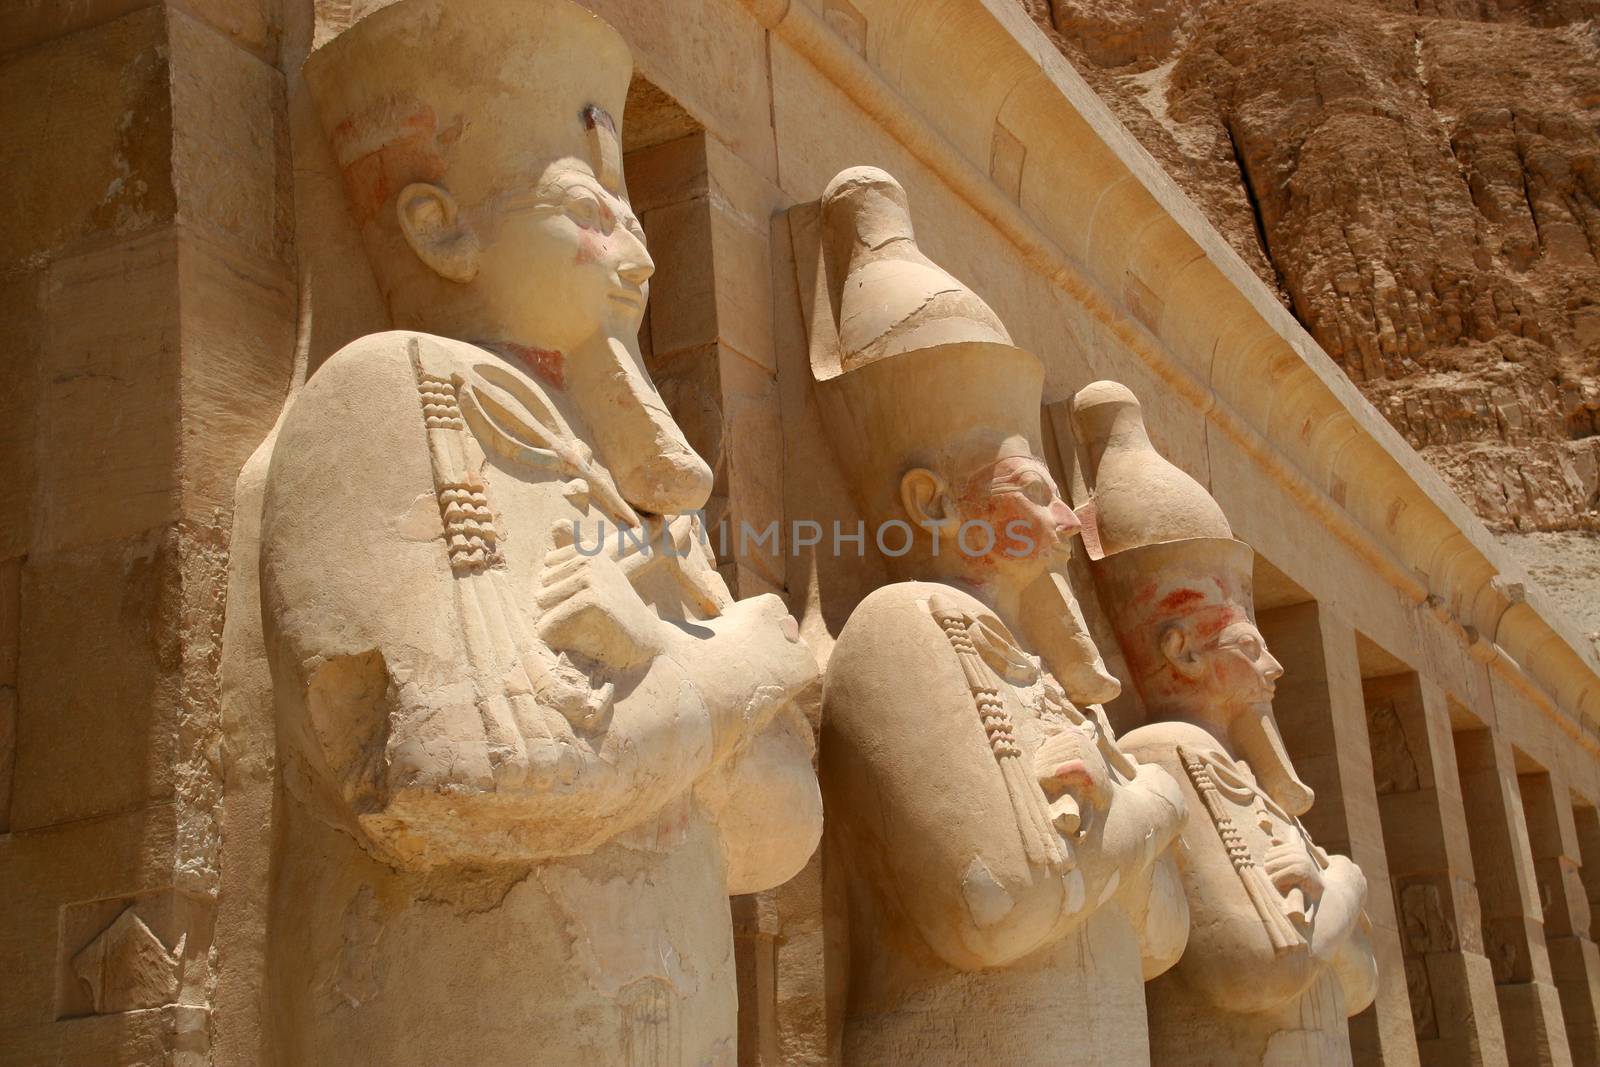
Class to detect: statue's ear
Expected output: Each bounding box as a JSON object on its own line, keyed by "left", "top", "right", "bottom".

{"left": 900, "top": 467, "right": 959, "bottom": 539}
{"left": 1160, "top": 624, "right": 1204, "bottom": 679}
{"left": 396, "top": 182, "right": 480, "bottom": 283}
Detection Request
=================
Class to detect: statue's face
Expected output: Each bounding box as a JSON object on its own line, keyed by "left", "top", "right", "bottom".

{"left": 957, "top": 454, "right": 1081, "bottom": 581}
{"left": 481, "top": 162, "right": 653, "bottom": 353}
{"left": 1168, "top": 614, "right": 1282, "bottom": 709}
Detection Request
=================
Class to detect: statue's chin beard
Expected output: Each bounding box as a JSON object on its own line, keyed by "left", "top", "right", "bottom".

{"left": 572, "top": 334, "right": 713, "bottom": 516}
{"left": 1230, "top": 703, "right": 1315, "bottom": 817}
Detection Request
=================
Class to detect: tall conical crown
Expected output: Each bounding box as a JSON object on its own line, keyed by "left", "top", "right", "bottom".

{"left": 1071, "top": 378, "right": 1253, "bottom": 645}
{"left": 818, "top": 166, "right": 1012, "bottom": 377}
{"left": 812, "top": 166, "right": 1043, "bottom": 524}
{"left": 1073, "top": 380, "right": 1315, "bottom": 816}
{"left": 1070, "top": 380, "right": 1231, "bottom": 559}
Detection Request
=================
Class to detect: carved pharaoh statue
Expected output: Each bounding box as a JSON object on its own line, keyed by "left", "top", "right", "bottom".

{"left": 251, "top": 2, "right": 823, "bottom": 1062}
{"left": 1072, "top": 381, "right": 1379, "bottom": 1064}
{"left": 812, "top": 167, "right": 1189, "bottom": 1065}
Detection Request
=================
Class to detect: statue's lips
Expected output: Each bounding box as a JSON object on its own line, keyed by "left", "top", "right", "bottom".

{"left": 1047, "top": 527, "right": 1076, "bottom": 555}
{"left": 607, "top": 287, "right": 645, "bottom": 311}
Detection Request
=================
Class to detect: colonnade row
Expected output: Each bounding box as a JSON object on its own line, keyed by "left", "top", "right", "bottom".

{"left": 1198, "top": 586, "right": 1592, "bottom": 1066}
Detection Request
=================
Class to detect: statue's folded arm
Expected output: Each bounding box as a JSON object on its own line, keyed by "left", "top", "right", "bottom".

{"left": 259, "top": 333, "right": 795, "bottom": 868}
{"left": 824, "top": 583, "right": 1081, "bottom": 971}
{"left": 1123, "top": 724, "right": 1372, "bottom": 1014}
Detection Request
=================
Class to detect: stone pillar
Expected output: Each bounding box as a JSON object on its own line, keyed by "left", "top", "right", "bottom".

{"left": 1257, "top": 601, "right": 1420, "bottom": 1066}
{"left": 0, "top": 556, "right": 16, "bottom": 835}
{"left": 1454, "top": 727, "right": 1574, "bottom": 1066}
{"left": 1364, "top": 672, "right": 1509, "bottom": 1066}
{"left": 630, "top": 127, "right": 788, "bottom": 600}
{"left": 0, "top": 4, "right": 293, "bottom": 1063}
{"left": 733, "top": 893, "right": 783, "bottom": 1066}
{"left": 1517, "top": 771, "right": 1600, "bottom": 1064}
{"left": 629, "top": 120, "right": 827, "bottom": 1067}
{"left": 1573, "top": 808, "right": 1600, "bottom": 997}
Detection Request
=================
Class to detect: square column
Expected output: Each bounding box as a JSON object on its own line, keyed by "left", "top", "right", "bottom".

{"left": 1257, "top": 601, "right": 1419, "bottom": 1066}
{"left": 1454, "top": 728, "right": 1573, "bottom": 1066}
{"left": 1518, "top": 772, "right": 1600, "bottom": 1064}
{"left": 1363, "top": 671, "right": 1509, "bottom": 1066}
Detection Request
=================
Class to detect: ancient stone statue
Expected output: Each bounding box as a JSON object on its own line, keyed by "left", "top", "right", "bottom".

{"left": 249, "top": 2, "right": 822, "bottom": 1062}
{"left": 1073, "top": 380, "right": 1379, "bottom": 1064}
{"left": 812, "top": 167, "right": 1189, "bottom": 1065}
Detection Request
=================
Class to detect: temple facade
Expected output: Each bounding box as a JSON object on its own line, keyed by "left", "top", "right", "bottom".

{"left": 2, "top": 1, "right": 1598, "bottom": 1065}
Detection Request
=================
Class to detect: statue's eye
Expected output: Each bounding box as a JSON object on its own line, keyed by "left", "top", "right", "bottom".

{"left": 566, "top": 195, "right": 605, "bottom": 230}
{"left": 1019, "top": 475, "right": 1052, "bottom": 505}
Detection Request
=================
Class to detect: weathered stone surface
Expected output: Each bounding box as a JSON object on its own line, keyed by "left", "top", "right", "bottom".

{"left": 12, "top": 531, "right": 177, "bottom": 831}
{"left": 0, "top": 7, "right": 175, "bottom": 265}
{"left": 35, "top": 231, "right": 181, "bottom": 552}
{"left": 70, "top": 906, "right": 182, "bottom": 1016}
{"left": 1023, "top": 0, "right": 1600, "bottom": 578}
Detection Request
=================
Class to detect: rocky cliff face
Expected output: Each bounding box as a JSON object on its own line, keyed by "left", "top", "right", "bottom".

{"left": 1022, "top": 0, "right": 1600, "bottom": 638}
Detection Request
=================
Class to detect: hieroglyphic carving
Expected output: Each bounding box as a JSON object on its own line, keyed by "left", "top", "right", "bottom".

{"left": 1366, "top": 697, "right": 1422, "bottom": 794}
{"left": 1405, "top": 956, "right": 1440, "bottom": 1039}
{"left": 1398, "top": 879, "right": 1457, "bottom": 955}
{"left": 70, "top": 906, "right": 183, "bottom": 1016}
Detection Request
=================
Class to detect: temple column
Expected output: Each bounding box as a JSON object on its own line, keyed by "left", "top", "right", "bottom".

{"left": 1256, "top": 601, "right": 1418, "bottom": 1066}
{"left": 1573, "top": 806, "right": 1600, "bottom": 1041}
{"left": 1363, "top": 671, "right": 1509, "bottom": 1065}
{"left": 1454, "top": 727, "right": 1573, "bottom": 1066}
{"left": 0, "top": 7, "right": 293, "bottom": 1062}
{"left": 1516, "top": 769, "right": 1600, "bottom": 1064}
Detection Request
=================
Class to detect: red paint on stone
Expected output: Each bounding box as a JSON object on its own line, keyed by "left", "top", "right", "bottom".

{"left": 331, "top": 107, "right": 447, "bottom": 225}
{"left": 574, "top": 229, "right": 604, "bottom": 265}
{"left": 488, "top": 341, "right": 566, "bottom": 389}
{"left": 1159, "top": 587, "right": 1205, "bottom": 612}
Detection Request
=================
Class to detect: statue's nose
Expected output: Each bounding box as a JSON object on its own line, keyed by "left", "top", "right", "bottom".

{"left": 616, "top": 226, "right": 655, "bottom": 286}
{"left": 618, "top": 258, "right": 654, "bottom": 286}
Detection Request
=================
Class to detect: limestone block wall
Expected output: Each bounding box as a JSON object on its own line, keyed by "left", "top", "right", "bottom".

{"left": 1, "top": 0, "right": 1597, "bottom": 1065}
{"left": 0, "top": 2, "right": 293, "bottom": 1063}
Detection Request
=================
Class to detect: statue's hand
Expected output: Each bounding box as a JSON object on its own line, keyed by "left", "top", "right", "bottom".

{"left": 535, "top": 528, "right": 662, "bottom": 669}
{"left": 725, "top": 593, "right": 817, "bottom": 700}
{"left": 1033, "top": 724, "right": 1111, "bottom": 838}
{"left": 671, "top": 592, "right": 817, "bottom": 757}
{"left": 1263, "top": 841, "right": 1324, "bottom": 898}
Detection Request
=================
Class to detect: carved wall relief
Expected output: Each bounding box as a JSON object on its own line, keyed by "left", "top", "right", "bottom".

{"left": 72, "top": 907, "right": 183, "bottom": 1016}
{"left": 55, "top": 892, "right": 192, "bottom": 1020}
